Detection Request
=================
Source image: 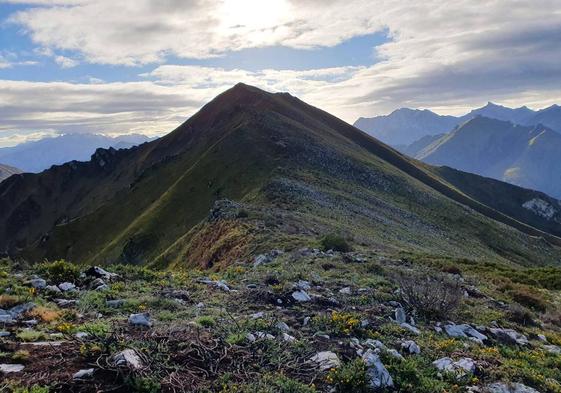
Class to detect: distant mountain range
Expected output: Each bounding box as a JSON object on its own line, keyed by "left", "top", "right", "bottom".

{"left": 0, "top": 133, "right": 154, "bottom": 173}
{"left": 0, "top": 163, "right": 21, "bottom": 183}
{"left": 355, "top": 102, "right": 561, "bottom": 146}
{"left": 413, "top": 117, "right": 561, "bottom": 199}
{"left": 2, "top": 84, "right": 561, "bottom": 266}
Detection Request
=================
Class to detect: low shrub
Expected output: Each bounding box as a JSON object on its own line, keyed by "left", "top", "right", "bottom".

{"left": 196, "top": 316, "right": 216, "bottom": 328}
{"left": 36, "top": 260, "right": 80, "bottom": 283}
{"left": 508, "top": 285, "right": 548, "bottom": 312}
{"left": 327, "top": 358, "right": 369, "bottom": 392}
{"left": 395, "top": 269, "right": 463, "bottom": 320}
{"left": 320, "top": 234, "right": 351, "bottom": 253}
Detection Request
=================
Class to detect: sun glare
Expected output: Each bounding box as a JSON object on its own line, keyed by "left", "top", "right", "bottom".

{"left": 219, "top": 0, "right": 289, "bottom": 31}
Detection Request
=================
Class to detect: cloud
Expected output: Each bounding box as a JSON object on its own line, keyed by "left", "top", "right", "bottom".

{"left": 54, "top": 55, "right": 79, "bottom": 68}
{"left": 2, "top": 0, "right": 561, "bottom": 138}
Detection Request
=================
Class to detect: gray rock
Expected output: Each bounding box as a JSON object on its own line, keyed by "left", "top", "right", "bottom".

{"left": 9, "top": 302, "right": 36, "bottom": 318}
{"left": 544, "top": 345, "right": 561, "bottom": 354}
{"left": 401, "top": 340, "right": 421, "bottom": 354}
{"left": 28, "top": 278, "right": 47, "bottom": 289}
{"left": 395, "top": 307, "right": 407, "bottom": 324}
{"left": 55, "top": 299, "right": 77, "bottom": 307}
{"left": 85, "top": 266, "right": 118, "bottom": 280}
{"left": 73, "top": 368, "right": 95, "bottom": 379}
{"left": 486, "top": 382, "right": 541, "bottom": 393}
{"left": 433, "top": 357, "right": 476, "bottom": 374}
{"left": 276, "top": 321, "right": 290, "bottom": 332}
{"left": 214, "top": 280, "right": 230, "bottom": 292}
{"left": 106, "top": 299, "right": 125, "bottom": 308}
{"left": 310, "top": 351, "right": 340, "bottom": 371}
{"left": 0, "top": 315, "right": 13, "bottom": 324}
{"left": 45, "top": 285, "right": 61, "bottom": 293}
{"left": 75, "top": 332, "right": 90, "bottom": 339}
{"left": 296, "top": 280, "right": 311, "bottom": 291}
{"left": 58, "top": 282, "right": 76, "bottom": 292}
{"left": 114, "top": 349, "right": 143, "bottom": 370}
{"left": 282, "top": 332, "right": 296, "bottom": 342}
{"left": 400, "top": 322, "right": 421, "bottom": 335}
{"left": 362, "top": 349, "right": 394, "bottom": 388}
{"left": 444, "top": 324, "right": 487, "bottom": 343}
{"left": 255, "top": 331, "right": 275, "bottom": 340}
{"left": 250, "top": 312, "right": 265, "bottom": 319}
{"left": 128, "top": 313, "right": 152, "bottom": 327}
{"left": 292, "top": 290, "right": 311, "bottom": 302}
{"left": 95, "top": 284, "right": 109, "bottom": 291}
{"left": 388, "top": 349, "right": 405, "bottom": 360}
{"left": 0, "top": 364, "right": 25, "bottom": 373}
{"left": 339, "top": 287, "right": 352, "bottom": 295}
{"left": 245, "top": 333, "right": 256, "bottom": 342}
{"left": 253, "top": 254, "right": 270, "bottom": 268}
{"left": 0, "top": 331, "right": 11, "bottom": 337}
{"left": 489, "top": 328, "right": 528, "bottom": 346}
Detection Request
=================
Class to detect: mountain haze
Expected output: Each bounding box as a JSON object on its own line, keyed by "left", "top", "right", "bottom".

{"left": 0, "top": 163, "right": 22, "bottom": 182}
{"left": 417, "top": 117, "right": 561, "bottom": 199}
{"left": 0, "top": 133, "right": 153, "bottom": 173}
{"left": 2, "top": 84, "right": 561, "bottom": 268}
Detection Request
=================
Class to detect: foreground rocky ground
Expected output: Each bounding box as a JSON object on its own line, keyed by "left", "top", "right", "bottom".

{"left": 1, "top": 245, "right": 560, "bottom": 392}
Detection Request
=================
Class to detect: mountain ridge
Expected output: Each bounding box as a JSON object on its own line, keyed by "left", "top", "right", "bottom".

{"left": 2, "top": 83, "right": 561, "bottom": 267}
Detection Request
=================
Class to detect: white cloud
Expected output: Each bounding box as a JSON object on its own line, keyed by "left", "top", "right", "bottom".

{"left": 54, "top": 55, "right": 79, "bottom": 68}
{"left": 2, "top": 0, "right": 561, "bottom": 137}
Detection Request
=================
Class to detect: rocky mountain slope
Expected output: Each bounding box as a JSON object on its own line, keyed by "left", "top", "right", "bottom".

{"left": 0, "top": 164, "right": 21, "bottom": 183}
{"left": 416, "top": 117, "right": 561, "bottom": 199}
{"left": 2, "top": 84, "right": 561, "bottom": 268}
{"left": 0, "top": 133, "right": 153, "bottom": 173}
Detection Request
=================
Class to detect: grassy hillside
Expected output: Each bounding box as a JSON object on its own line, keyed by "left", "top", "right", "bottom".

{"left": 1, "top": 84, "right": 561, "bottom": 268}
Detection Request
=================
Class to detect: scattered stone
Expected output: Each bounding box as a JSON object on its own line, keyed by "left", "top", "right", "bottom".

{"left": 245, "top": 333, "right": 256, "bottom": 342}
{"left": 255, "top": 331, "right": 275, "bottom": 340}
{"left": 395, "top": 307, "right": 407, "bottom": 324}
{"left": 401, "top": 340, "right": 421, "bottom": 354}
{"left": 544, "top": 345, "right": 561, "bottom": 354}
{"left": 489, "top": 328, "right": 529, "bottom": 346}
{"left": 296, "top": 280, "right": 311, "bottom": 291}
{"left": 114, "top": 349, "right": 143, "bottom": 370}
{"left": 250, "top": 312, "right": 265, "bottom": 319}
{"left": 388, "top": 349, "right": 405, "bottom": 360}
{"left": 433, "top": 357, "right": 476, "bottom": 374}
{"left": 362, "top": 349, "right": 394, "bottom": 389}
{"left": 0, "top": 331, "right": 11, "bottom": 337}
{"left": 106, "top": 299, "right": 125, "bottom": 308}
{"left": 537, "top": 334, "right": 547, "bottom": 343}
{"left": 73, "top": 368, "right": 95, "bottom": 379}
{"left": 45, "top": 285, "right": 61, "bottom": 293}
{"left": 58, "top": 282, "right": 76, "bottom": 292}
{"left": 303, "top": 316, "right": 311, "bottom": 326}
{"left": 0, "top": 315, "right": 13, "bottom": 324}
{"left": 292, "top": 290, "right": 311, "bottom": 302}
{"left": 9, "top": 302, "right": 36, "bottom": 318}
{"left": 0, "top": 364, "right": 25, "bottom": 373}
{"left": 214, "top": 280, "right": 230, "bottom": 292}
{"left": 128, "top": 313, "right": 152, "bottom": 327}
{"left": 276, "top": 321, "right": 290, "bottom": 332}
{"left": 28, "top": 278, "right": 47, "bottom": 289}
{"left": 339, "top": 287, "right": 352, "bottom": 295}
{"left": 75, "top": 332, "right": 90, "bottom": 339}
{"left": 444, "top": 324, "right": 487, "bottom": 343}
{"left": 85, "top": 266, "right": 118, "bottom": 280}
{"left": 282, "top": 332, "right": 296, "bottom": 342}
{"left": 400, "top": 322, "right": 421, "bottom": 335}
{"left": 253, "top": 254, "right": 270, "bottom": 268}
{"left": 55, "top": 299, "right": 77, "bottom": 308}
{"left": 486, "top": 382, "right": 541, "bottom": 393}
{"left": 23, "top": 319, "right": 38, "bottom": 326}
{"left": 310, "top": 351, "right": 340, "bottom": 371}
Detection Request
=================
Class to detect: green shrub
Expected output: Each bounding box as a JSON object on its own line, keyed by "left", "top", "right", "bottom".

{"left": 508, "top": 285, "right": 548, "bottom": 312}
{"left": 320, "top": 234, "right": 351, "bottom": 252}
{"left": 36, "top": 260, "right": 80, "bottom": 283}
{"left": 16, "top": 330, "right": 46, "bottom": 342}
{"left": 327, "top": 358, "right": 369, "bottom": 392}
{"left": 225, "top": 332, "right": 247, "bottom": 345}
{"left": 196, "top": 316, "right": 216, "bottom": 328}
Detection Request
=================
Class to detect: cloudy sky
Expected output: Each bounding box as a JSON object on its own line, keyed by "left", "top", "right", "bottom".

{"left": 0, "top": 0, "right": 560, "bottom": 147}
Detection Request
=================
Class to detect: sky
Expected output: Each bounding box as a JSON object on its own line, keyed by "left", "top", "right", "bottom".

{"left": 0, "top": 0, "right": 561, "bottom": 147}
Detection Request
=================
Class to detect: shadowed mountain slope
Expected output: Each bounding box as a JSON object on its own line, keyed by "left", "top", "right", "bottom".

{"left": 1, "top": 84, "right": 561, "bottom": 268}
{"left": 0, "top": 163, "right": 21, "bottom": 183}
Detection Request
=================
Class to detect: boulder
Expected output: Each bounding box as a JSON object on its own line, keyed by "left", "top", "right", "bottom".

{"left": 292, "top": 290, "right": 311, "bottom": 302}
{"left": 401, "top": 340, "right": 421, "bottom": 354}
{"left": 444, "top": 324, "right": 487, "bottom": 343}
{"left": 73, "top": 368, "right": 95, "bottom": 379}
{"left": 395, "top": 307, "right": 407, "bottom": 324}
{"left": 433, "top": 357, "right": 476, "bottom": 375}
{"left": 9, "top": 302, "right": 36, "bottom": 318}
{"left": 310, "top": 351, "right": 340, "bottom": 371}
{"left": 489, "top": 328, "right": 528, "bottom": 346}
{"left": 85, "top": 266, "right": 118, "bottom": 280}
{"left": 114, "top": 349, "right": 143, "bottom": 370}
{"left": 58, "top": 282, "right": 76, "bottom": 292}
{"left": 28, "top": 278, "right": 46, "bottom": 289}
{"left": 0, "top": 364, "right": 25, "bottom": 373}
{"left": 400, "top": 322, "right": 421, "bottom": 335}
{"left": 486, "top": 382, "right": 541, "bottom": 393}
{"left": 362, "top": 350, "right": 394, "bottom": 389}
{"left": 128, "top": 313, "right": 152, "bottom": 327}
